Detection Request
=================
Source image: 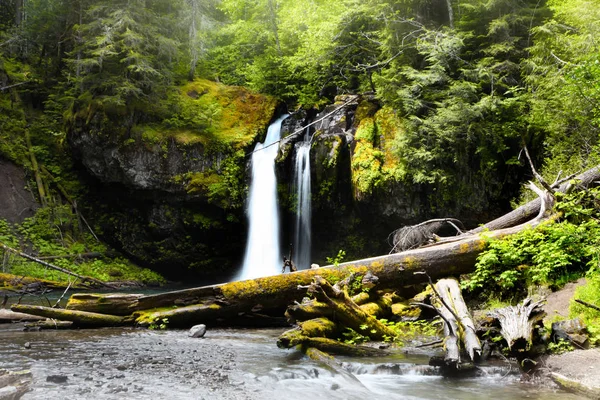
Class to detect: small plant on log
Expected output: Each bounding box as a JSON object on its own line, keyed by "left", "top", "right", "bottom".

{"left": 341, "top": 327, "right": 370, "bottom": 344}
{"left": 326, "top": 250, "right": 346, "bottom": 267}
{"left": 149, "top": 317, "right": 169, "bottom": 330}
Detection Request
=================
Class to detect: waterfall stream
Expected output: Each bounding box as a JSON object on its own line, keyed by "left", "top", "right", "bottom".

{"left": 292, "top": 130, "right": 311, "bottom": 270}
{"left": 236, "top": 114, "right": 288, "bottom": 281}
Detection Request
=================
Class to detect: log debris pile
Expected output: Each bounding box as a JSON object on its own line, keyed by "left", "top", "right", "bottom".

{"left": 277, "top": 274, "right": 399, "bottom": 357}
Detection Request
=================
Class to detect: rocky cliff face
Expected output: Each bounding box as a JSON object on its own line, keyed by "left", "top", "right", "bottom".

{"left": 277, "top": 94, "right": 519, "bottom": 264}
{"left": 67, "top": 80, "right": 277, "bottom": 281}
{"left": 67, "top": 83, "right": 519, "bottom": 281}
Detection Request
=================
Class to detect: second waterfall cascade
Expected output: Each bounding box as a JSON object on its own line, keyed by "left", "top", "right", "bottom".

{"left": 236, "top": 114, "right": 288, "bottom": 281}
{"left": 292, "top": 128, "right": 312, "bottom": 270}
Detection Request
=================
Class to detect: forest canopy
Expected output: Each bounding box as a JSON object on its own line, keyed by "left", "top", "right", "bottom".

{"left": 2, "top": 0, "right": 598, "bottom": 186}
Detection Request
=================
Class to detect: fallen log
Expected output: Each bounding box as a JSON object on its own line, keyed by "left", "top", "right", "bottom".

{"left": 278, "top": 317, "right": 340, "bottom": 347}
{"left": 63, "top": 219, "right": 544, "bottom": 328}
{"left": 0, "top": 309, "right": 45, "bottom": 323}
{"left": 24, "top": 320, "right": 73, "bottom": 330}
{"left": 430, "top": 278, "right": 481, "bottom": 368}
{"left": 285, "top": 300, "right": 333, "bottom": 324}
{"left": 469, "top": 166, "right": 600, "bottom": 233}
{"left": 278, "top": 335, "right": 388, "bottom": 357}
{"left": 66, "top": 293, "right": 144, "bottom": 316}
{"left": 10, "top": 304, "right": 129, "bottom": 327}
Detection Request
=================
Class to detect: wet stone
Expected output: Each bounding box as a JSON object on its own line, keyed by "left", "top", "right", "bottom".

{"left": 189, "top": 324, "right": 207, "bottom": 338}
{"left": 46, "top": 375, "right": 68, "bottom": 384}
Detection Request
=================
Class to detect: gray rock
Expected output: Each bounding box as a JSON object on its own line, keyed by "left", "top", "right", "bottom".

{"left": 189, "top": 324, "right": 207, "bottom": 338}
{"left": 46, "top": 375, "right": 68, "bottom": 384}
{"left": 552, "top": 318, "right": 589, "bottom": 348}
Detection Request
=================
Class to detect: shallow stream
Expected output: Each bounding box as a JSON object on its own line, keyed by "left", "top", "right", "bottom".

{"left": 0, "top": 324, "right": 579, "bottom": 400}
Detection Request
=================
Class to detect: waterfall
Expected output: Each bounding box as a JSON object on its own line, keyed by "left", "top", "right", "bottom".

{"left": 236, "top": 114, "right": 288, "bottom": 281}
{"left": 292, "top": 130, "right": 311, "bottom": 270}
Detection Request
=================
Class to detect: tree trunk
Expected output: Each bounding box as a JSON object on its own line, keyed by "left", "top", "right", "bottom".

{"left": 63, "top": 219, "right": 541, "bottom": 328}
{"left": 488, "top": 298, "right": 545, "bottom": 354}
{"left": 469, "top": 166, "right": 600, "bottom": 234}
{"left": 430, "top": 278, "right": 481, "bottom": 366}
{"left": 66, "top": 293, "right": 144, "bottom": 316}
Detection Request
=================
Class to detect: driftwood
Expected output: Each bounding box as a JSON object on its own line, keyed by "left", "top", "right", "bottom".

{"left": 429, "top": 278, "right": 481, "bottom": 369}
{"left": 0, "top": 309, "right": 45, "bottom": 323}
{"left": 279, "top": 335, "right": 388, "bottom": 357}
{"left": 389, "top": 218, "right": 465, "bottom": 253}
{"left": 304, "top": 347, "right": 369, "bottom": 387}
{"left": 488, "top": 298, "right": 546, "bottom": 354}
{"left": 10, "top": 304, "right": 128, "bottom": 327}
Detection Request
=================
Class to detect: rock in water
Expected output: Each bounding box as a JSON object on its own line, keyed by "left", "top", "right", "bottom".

{"left": 189, "top": 324, "right": 207, "bottom": 338}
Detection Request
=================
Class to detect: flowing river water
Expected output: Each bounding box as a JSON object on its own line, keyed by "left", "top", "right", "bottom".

{"left": 0, "top": 323, "right": 580, "bottom": 400}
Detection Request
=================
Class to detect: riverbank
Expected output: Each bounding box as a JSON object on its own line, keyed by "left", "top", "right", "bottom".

{"left": 543, "top": 349, "right": 600, "bottom": 399}
{"left": 0, "top": 324, "right": 582, "bottom": 400}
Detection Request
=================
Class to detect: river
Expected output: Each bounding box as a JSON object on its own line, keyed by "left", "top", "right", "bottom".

{"left": 0, "top": 323, "right": 579, "bottom": 400}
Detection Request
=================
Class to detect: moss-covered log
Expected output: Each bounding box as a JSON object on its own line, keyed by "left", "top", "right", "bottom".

{"left": 285, "top": 300, "right": 333, "bottom": 324}
{"left": 278, "top": 317, "right": 340, "bottom": 348}
{"left": 10, "top": 304, "right": 128, "bottom": 327}
{"left": 66, "top": 293, "right": 144, "bottom": 316}
{"left": 308, "top": 276, "right": 397, "bottom": 341}
{"left": 279, "top": 335, "right": 388, "bottom": 357}
{"left": 63, "top": 215, "right": 552, "bottom": 329}
{"left": 70, "top": 226, "right": 513, "bottom": 317}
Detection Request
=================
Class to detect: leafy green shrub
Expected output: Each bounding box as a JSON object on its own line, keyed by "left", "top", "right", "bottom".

{"left": 570, "top": 273, "right": 600, "bottom": 345}
{"left": 463, "top": 188, "right": 600, "bottom": 298}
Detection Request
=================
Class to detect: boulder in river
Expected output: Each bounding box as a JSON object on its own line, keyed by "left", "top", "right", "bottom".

{"left": 189, "top": 324, "right": 207, "bottom": 338}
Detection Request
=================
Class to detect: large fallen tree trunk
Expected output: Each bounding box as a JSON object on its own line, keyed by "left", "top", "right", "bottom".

{"left": 20, "top": 165, "right": 598, "bottom": 329}
{"left": 65, "top": 220, "right": 538, "bottom": 325}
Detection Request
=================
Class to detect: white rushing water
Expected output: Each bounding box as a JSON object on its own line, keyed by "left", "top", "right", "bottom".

{"left": 292, "top": 131, "right": 311, "bottom": 270}
{"left": 236, "top": 114, "right": 288, "bottom": 280}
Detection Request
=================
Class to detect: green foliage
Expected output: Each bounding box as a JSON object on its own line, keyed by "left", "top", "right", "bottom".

{"left": 148, "top": 317, "right": 169, "bottom": 330}
{"left": 547, "top": 338, "right": 574, "bottom": 354}
{"left": 326, "top": 249, "right": 346, "bottom": 267}
{"left": 524, "top": 0, "right": 600, "bottom": 181}
{"left": 570, "top": 273, "right": 600, "bottom": 345}
{"left": 1, "top": 207, "right": 165, "bottom": 285}
{"left": 380, "top": 318, "right": 439, "bottom": 343}
{"left": 341, "top": 327, "right": 370, "bottom": 344}
{"left": 463, "top": 188, "right": 600, "bottom": 298}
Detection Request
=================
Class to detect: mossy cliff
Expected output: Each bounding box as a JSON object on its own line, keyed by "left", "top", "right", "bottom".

{"left": 277, "top": 95, "right": 525, "bottom": 266}
{"left": 67, "top": 79, "right": 277, "bottom": 280}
